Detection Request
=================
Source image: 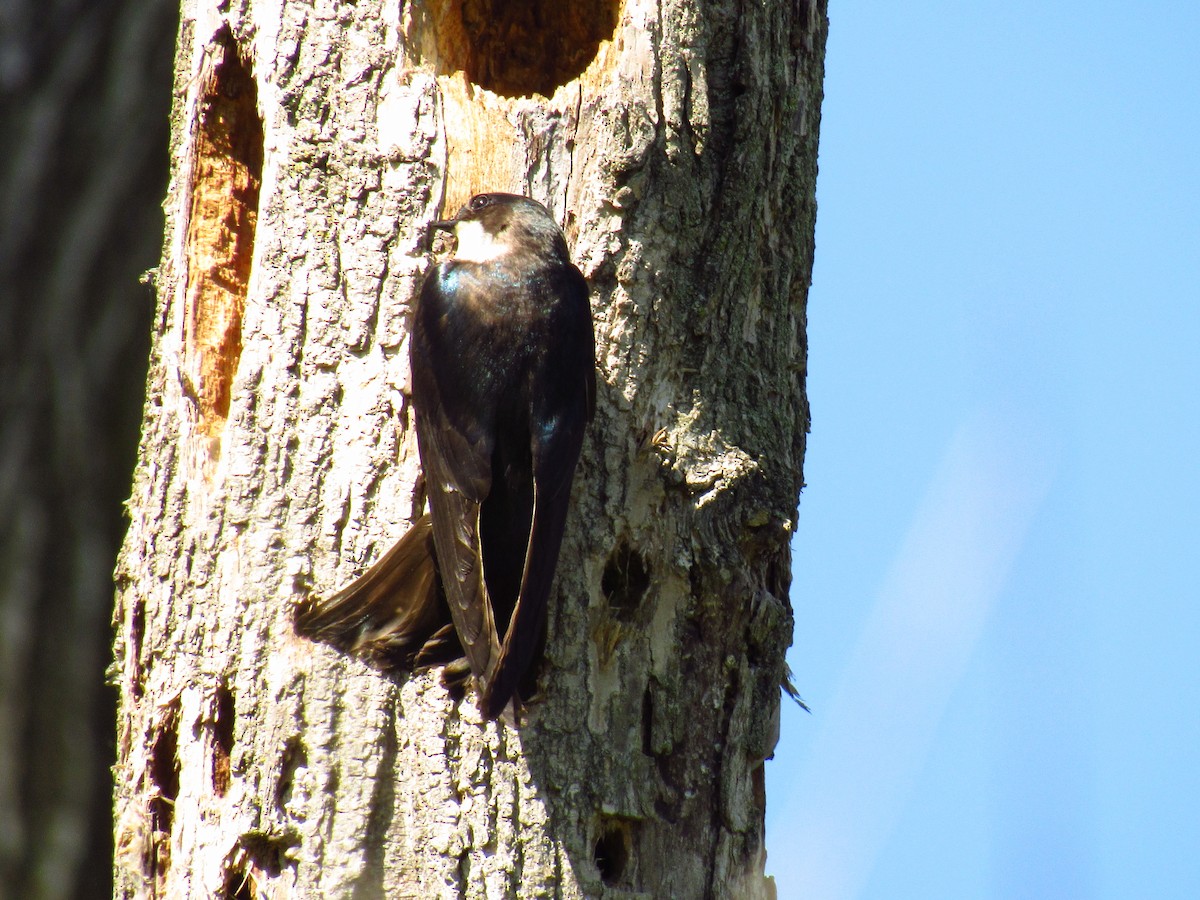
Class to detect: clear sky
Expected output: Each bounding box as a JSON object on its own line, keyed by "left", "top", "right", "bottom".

{"left": 765, "top": 3, "right": 1200, "bottom": 898}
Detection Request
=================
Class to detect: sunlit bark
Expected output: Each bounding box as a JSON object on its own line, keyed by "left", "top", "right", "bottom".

{"left": 112, "top": 1, "right": 826, "bottom": 896}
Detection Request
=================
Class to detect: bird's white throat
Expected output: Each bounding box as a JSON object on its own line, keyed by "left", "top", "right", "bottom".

{"left": 453, "top": 220, "right": 510, "bottom": 263}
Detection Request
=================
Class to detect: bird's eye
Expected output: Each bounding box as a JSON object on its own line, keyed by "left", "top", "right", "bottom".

{"left": 469, "top": 194, "right": 492, "bottom": 211}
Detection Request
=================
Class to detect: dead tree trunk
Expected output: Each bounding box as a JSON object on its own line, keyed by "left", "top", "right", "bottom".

{"left": 112, "top": 1, "right": 827, "bottom": 897}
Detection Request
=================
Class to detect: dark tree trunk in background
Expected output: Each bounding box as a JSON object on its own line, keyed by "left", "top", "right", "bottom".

{"left": 0, "top": 1, "right": 177, "bottom": 897}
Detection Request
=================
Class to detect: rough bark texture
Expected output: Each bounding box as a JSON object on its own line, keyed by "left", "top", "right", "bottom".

{"left": 0, "top": 2, "right": 176, "bottom": 898}
{"left": 112, "top": 1, "right": 826, "bottom": 897}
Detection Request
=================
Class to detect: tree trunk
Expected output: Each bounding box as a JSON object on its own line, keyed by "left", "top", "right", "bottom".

{"left": 0, "top": 2, "right": 176, "bottom": 898}
{"left": 112, "top": 1, "right": 827, "bottom": 897}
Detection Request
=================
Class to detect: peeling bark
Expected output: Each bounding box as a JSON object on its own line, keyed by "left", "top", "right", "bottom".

{"left": 113, "top": 1, "right": 827, "bottom": 897}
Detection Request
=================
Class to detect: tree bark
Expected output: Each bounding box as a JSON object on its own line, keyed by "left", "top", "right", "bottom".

{"left": 112, "top": 1, "right": 826, "bottom": 897}
{"left": 0, "top": 2, "right": 176, "bottom": 898}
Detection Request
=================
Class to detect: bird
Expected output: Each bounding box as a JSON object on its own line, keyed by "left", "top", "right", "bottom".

{"left": 296, "top": 193, "right": 596, "bottom": 720}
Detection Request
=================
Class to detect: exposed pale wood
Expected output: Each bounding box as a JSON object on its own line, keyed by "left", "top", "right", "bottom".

{"left": 113, "top": 0, "right": 827, "bottom": 896}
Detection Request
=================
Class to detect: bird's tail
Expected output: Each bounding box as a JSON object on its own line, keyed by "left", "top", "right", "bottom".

{"left": 294, "top": 514, "right": 462, "bottom": 669}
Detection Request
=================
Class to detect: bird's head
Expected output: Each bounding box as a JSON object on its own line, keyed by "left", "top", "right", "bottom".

{"left": 430, "top": 193, "right": 569, "bottom": 264}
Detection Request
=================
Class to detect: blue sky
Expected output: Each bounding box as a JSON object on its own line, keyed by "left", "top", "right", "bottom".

{"left": 765, "top": 3, "right": 1200, "bottom": 898}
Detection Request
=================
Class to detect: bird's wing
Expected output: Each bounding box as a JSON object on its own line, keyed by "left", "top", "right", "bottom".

{"left": 482, "top": 266, "right": 595, "bottom": 718}
{"left": 411, "top": 268, "right": 501, "bottom": 683}
{"left": 294, "top": 514, "right": 455, "bottom": 668}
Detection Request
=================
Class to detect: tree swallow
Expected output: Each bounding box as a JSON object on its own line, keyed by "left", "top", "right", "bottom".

{"left": 297, "top": 193, "right": 596, "bottom": 720}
